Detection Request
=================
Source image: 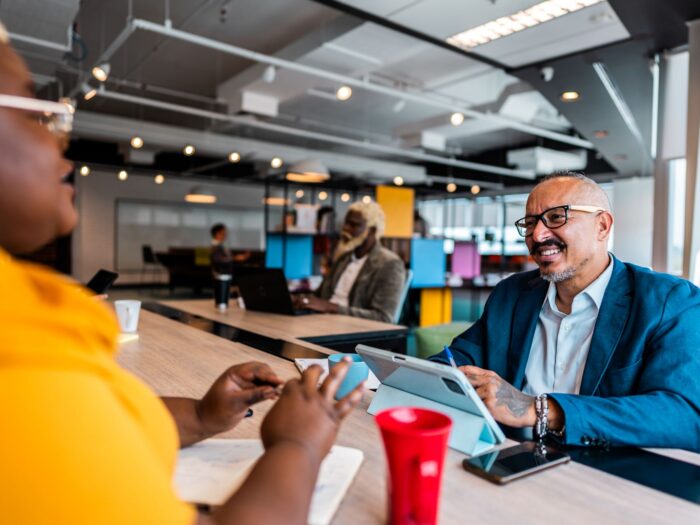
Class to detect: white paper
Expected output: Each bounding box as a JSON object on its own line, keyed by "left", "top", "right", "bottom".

{"left": 294, "top": 358, "right": 381, "bottom": 390}
{"left": 174, "top": 439, "right": 363, "bottom": 525}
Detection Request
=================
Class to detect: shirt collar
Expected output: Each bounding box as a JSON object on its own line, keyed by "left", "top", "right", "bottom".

{"left": 544, "top": 255, "right": 614, "bottom": 314}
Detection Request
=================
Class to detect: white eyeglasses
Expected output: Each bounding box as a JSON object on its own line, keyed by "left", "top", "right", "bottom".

{"left": 0, "top": 94, "right": 74, "bottom": 138}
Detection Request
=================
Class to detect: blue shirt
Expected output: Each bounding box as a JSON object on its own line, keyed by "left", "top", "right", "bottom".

{"left": 523, "top": 257, "right": 614, "bottom": 395}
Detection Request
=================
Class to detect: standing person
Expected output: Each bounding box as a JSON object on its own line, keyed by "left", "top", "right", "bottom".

{"left": 296, "top": 201, "right": 406, "bottom": 323}
{"left": 431, "top": 172, "right": 700, "bottom": 451}
{"left": 0, "top": 25, "right": 364, "bottom": 525}
{"left": 210, "top": 223, "right": 233, "bottom": 275}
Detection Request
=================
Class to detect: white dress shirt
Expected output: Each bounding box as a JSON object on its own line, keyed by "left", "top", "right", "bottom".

{"left": 330, "top": 254, "right": 368, "bottom": 307}
{"left": 522, "top": 257, "right": 614, "bottom": 395}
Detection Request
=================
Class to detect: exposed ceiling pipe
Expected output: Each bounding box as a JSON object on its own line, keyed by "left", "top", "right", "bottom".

{"left": 96, "top": 87, "right": 535, "bottom": 179}
{"left": 92, "top": 17, "right": 594, "bottom": 149}
{"left": 8, "top": 25, "right": 73, "bottom": 53}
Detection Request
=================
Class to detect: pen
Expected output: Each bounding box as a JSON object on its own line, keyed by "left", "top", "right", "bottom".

{"left": 245, "top": 408, "right": 254, "bottom": 418}
{"left": 444, "top": 345, "right": 458, "bottom": 368}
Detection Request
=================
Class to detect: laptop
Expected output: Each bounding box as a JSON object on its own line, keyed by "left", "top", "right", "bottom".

{"left": 236, "top": 268, "right": 313, "bottom": 316}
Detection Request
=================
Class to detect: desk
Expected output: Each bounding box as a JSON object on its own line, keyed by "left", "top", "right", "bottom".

{"left": 118, "top": 310, "right": 700, "bottom": 524}
{"left": 159, "top": 299, "right": 408, "bottom": 353}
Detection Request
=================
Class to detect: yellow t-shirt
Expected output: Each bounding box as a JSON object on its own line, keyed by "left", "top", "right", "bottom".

{"left": 0, "top": 249, "right": 195, "bottom": 524}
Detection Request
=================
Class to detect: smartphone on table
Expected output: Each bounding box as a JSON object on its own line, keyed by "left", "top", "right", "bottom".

{"left": 462, "top": 441, "right": 570, "bottom": 484}
{"left": 86, "top": 269, "right": 119, "bottom": 295}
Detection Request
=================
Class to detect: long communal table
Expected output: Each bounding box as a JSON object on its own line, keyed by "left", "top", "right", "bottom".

{"left": 116, "top": 305, "right": 700, "bottom": 524}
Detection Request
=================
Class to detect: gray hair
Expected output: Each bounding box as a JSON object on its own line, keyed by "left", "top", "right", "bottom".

{"left": 347, "top": 200, "right": 386, "bottom": 240}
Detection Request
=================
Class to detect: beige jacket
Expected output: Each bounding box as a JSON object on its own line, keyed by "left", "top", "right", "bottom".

{"left": 317, "top": 243, "right": 406, "bottom": 323}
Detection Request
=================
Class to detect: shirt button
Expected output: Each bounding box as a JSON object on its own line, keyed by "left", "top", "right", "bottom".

{"left": 581, "top": 436, "right": 592, "bottom": 446}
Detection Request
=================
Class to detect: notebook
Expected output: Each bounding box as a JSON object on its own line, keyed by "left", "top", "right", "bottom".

{"left": 174, "top": 439, "right": 363, "bottom": 525}
{"left": 294, "top": 358, "right": 381, "bottom": 390}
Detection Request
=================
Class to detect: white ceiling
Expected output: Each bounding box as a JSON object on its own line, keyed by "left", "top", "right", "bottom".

{"left": 4, "top": 0, "right": 629, "bottom": 183}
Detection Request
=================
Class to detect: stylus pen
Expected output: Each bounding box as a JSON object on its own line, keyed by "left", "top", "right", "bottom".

{"left": 444, "top": 345, "right": 458, "bottom": 368}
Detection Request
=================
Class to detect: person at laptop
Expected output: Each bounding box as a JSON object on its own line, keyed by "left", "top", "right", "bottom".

{"left": 0, "top": 28, "right": 364, "bottom": 524}
{"left": 431, "top": 172, "right": 700, "bottom": 451}
{"left": 295, "top": 201, "right": 406, "bottom": 323}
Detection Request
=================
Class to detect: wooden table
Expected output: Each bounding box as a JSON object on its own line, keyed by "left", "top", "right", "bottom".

{"left": 159, "top": 299, "right": 408, "bottom": 353}
{"left": 117, "top": 310, "right": 700, "bottom": 524}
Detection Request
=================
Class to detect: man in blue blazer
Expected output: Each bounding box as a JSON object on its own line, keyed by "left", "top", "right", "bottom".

{"left": 431, "top": 172, "right": 700, "bottom": 451}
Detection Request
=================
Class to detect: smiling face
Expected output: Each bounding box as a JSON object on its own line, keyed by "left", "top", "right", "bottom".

{"left": 0, "top": 43, "right": 76, "bottom": 255}
{"left": 524, "top": 176, "right": 613, "bottom": 287}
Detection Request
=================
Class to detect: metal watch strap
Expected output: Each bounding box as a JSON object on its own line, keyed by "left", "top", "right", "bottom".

{"left": 535, "top": 393, "right": 549, "bottom": 440}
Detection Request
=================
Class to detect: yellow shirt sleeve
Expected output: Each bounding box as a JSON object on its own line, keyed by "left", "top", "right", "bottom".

{"left": 0, "top": 251, "right": 195, "bottom": 524}
{"left": 0, "top": 369, "right": 195, "bottom": 525}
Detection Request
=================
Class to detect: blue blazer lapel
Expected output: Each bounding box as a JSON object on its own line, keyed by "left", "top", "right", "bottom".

{"left": 579, "top": 257, "right": 633, "bottom": 395}
{"left": 508, "top": 277, "right": 548, "bottom": 389}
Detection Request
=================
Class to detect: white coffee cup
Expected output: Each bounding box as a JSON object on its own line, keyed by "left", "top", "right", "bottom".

{"left": 114, "top": 300, "right": 142, "bottom": 333}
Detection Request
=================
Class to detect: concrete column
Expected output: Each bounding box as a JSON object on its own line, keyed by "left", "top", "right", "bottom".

{"left": 652, "top": 54, "right": 669, "bottom": 272}
{"left": 683, "top": 20, "right": 700, "bottom": 280}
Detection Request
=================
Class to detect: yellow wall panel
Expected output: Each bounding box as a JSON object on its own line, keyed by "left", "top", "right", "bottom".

{"left": 376, "top": 186, "right": 414, "bottom": 238}
{"left": 419, "top": 288, "right": 452, "bottom": 327}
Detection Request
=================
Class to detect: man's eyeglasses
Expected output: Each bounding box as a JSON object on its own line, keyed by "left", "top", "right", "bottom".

{"left": 0, "top": 94, "right": 74, "bottom": 140}
{"left": 514, "top": 205, "right": 605, "bottom": 237}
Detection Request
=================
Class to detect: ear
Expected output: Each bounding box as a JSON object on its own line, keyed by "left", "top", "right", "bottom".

{"left": 597, "top": 211, "right": 614, "bottom": 241}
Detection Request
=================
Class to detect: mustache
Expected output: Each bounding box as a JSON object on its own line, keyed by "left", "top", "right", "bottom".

{"left": 529, "top": 239, "right": 566, "bottom": 255}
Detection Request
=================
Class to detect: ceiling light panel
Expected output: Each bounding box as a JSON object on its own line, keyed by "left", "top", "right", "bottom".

{"left": 447, "top": 0, "right": 603, "bottom": 50}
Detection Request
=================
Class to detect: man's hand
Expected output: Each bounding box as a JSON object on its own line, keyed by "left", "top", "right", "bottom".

{"left": 261, "top": 360, "right": 364, "bottom": 464}
{"left": 196, "top": 362, "right": 284, "bottom": 437}
{"left": 293, "top": 294, "right": 339, "bottom": 314}
{"left": 460, "top": 365, "right": 536, "bottom": 428}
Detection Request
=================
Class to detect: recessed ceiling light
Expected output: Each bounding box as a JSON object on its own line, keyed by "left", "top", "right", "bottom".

{"left": 295, "top": 189, "right": 304, "bottom": 198}
{"left": 318, "top": 191, "right": 328, "bottom": 201}
{"left": 560, "top": 91, "right": 580, "bottom": 102}
{"left": 183, "top": 144, "right": 196, "bottom": 156}
{"left": 336, "top": 85, "right": 353, "bottom": 101}
{"left": 270, "top": 157, "right": 283, "bottom": 169}
{"left": 450, "top": 112, "right": 465, "bottom": 126}
{"left": 130, "top": 136, "right": 144, "bottom": 149}
{"left": 154, "top": 174, "right": 165, "bottom": 184}
{"left": 341, "top": 192, "right": 351, "bottom": 202}
{"left": 118, "top": 170, "right": 128, "bottom": 181}
{"left": 91, "top": 62, "right": 111, "bottom": 82}
{"left": 228, "top": 152, "right": 241, "bottom": 163}
{"left": 471, "top": 185, "right": 480, "bottom": 195}
{"left": 393, "top": 176, "right": 404, "bottom": 186}
{"left": 447, "top": 0, "right": 603, "bottom": 50}
{"left": 79, "top": 165, "right": 90, "bottom": 176}
{"left": 594, "top": 130, "right": 608, "bottom": 139}
{"left": 362, "top": 195, "right": 372, "bottom": 204}
{"left": 447, "top": 182, "right": 457, "bottom": 193}
{"left": 262, "top": 197, "right": 291, "bottom": 206}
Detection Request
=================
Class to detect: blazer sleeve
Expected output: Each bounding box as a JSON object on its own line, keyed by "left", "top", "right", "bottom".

{"left": 550, "top": 280, "right": 700, "bottom": 452}
{"left": 337, "top": 258, "right": 406, "bottom": 323}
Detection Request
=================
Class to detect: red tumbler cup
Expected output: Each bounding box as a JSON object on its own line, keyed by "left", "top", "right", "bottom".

{"left": 376, "top": 407, "right": 452, "bottom": 525}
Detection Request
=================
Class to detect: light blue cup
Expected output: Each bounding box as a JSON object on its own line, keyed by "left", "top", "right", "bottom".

{"left": 328, "top": 353, "right": 369, "bottom": 400}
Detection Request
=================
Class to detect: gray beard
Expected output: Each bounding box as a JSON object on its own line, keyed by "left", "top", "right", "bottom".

{"left": 540, "top": 256, "right": 589, "bottom": 283}
{"left": 333, "top": 232, "right": 367, "bottom": 261}
{"left": 540, "top": 267, "right": 577, "bottom": 283}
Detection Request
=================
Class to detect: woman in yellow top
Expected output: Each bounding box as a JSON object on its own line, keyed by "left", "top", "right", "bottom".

{"left": 0, "top": 26, "right": 364, "bottom": 525}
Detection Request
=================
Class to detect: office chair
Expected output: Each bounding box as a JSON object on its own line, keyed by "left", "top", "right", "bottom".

{"left": 393, "top": 269, "right": 414, "bottom": 324}
{"left": 141, "top": 245, "right": 162, "bottom": 285}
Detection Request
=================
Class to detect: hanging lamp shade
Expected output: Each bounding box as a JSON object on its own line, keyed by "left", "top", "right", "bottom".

{"left": 286, "top": 159, "right": 330, "bottom": 183}
{"left": 185, "top": 185, "right": 217, "bottom": 204}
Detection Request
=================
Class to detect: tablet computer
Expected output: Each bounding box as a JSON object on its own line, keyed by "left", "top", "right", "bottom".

{"left": 356, "top": 344, "right": 506, "bottom": 456}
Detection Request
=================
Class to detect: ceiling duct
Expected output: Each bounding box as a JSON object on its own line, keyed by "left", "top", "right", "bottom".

{"left": 506, "top": 146, "right": 587, "bottom": 175}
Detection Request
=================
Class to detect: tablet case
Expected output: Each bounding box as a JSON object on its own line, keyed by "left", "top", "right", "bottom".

{"left": 367, "top": 383, "right": 501, "bottom": 456}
